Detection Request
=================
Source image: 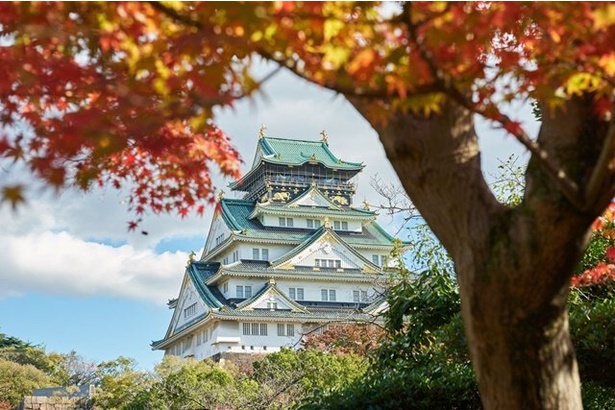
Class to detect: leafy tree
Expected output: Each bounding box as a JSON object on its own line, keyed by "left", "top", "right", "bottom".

{"left": 253, "top": 348, "right": 366, "bottom": 409}
{"left": 2, "top": 3, "right": 615, "bottom": 407}
{"left": 0, "top": 359, "right": 53, "bottom": 407}
{"left": 302, "top": 266, "right": 479, "bottom": 410}
{"left": 301, "top": 324, "right": 384, "bottom": 357}
{"left": 0, "top": 332, "right": 58, "bottom": 375}
{"left": 150, "top": 356, "right": 260, "bottom": 409}
{"left": 92, "top": 356, "right": 152, "bottom": 409}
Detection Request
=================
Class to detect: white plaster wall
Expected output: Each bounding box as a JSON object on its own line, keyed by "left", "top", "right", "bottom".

{"left": 272, "top": 279, "right": 382, "bottom": 303}
{"left": 260, "top": 214, "right": 362, "bottom": 233}
{"left": 291, "top": 241, "right": 368, "bottom": 270}
{"left": 206, "top": 216, "right": 232, "bottom": 254}
{"left": 168, "top": 318, "right": 373, "bottom": 361}
{"left": 237, "top": 322, "right": 303, "bottom": 350}
{"left": 175, "top": 281, "right": 210, "bottom": 329}
{"left": 234, "top": 243, "right": 292, "bottom": 261}
{"left": 218, "top": 277, "right": 382, "bottom": 303}
{"left": 219, "top": 278, "right": 270, "bottom": 299}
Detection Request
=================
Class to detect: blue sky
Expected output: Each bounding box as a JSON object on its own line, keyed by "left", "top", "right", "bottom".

{"left": 0, "top": 63, "right": 536, "bottom": 370}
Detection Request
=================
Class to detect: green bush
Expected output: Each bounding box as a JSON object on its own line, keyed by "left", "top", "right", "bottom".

{"left": 301, "top": 269, "right": 481, "bottom": 410}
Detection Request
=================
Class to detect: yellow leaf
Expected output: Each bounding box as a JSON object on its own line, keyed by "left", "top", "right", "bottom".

{"left": 594, "top": 4, "right": 615, "bottom": 30}
{"left": 154, "top": 77, "right": 169, "bottom": 96}
{"left": 565, "top": 72, "right": 603, "bottom": 96}
{"left": 322, "top": 44, "right": 351, "bottom": 71}
{"left": 324, "top": 18, "right": 344, "bottom": 42}
{"left": 599, "top": 53, "right": 615, "bottom": 76}
{"left": 347, "top": 49, "right": 376, "bottom": 76}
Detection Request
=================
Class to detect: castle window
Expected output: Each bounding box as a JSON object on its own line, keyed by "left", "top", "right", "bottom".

{"left": 244, "top": 323, "right": 268, "bottom": 336}
{"left": 334, "top": 220, "right": 340, "bottom": 230}
{"left": 277, "top": 324, "right": 295, "bottom": 336}
{"left": 252, "top": 248, "right": 269, "bottom": 260}
{"left": 316, "top": 258, "right": 340, "bottom": 268}
{"left": 223, "top": 282, "right": 228, "bottom": 293}
{"left": 353, "top": 290, "right": 369, "bottom": 303}
{"left": 236, "top": 285, "right": 244, "bottom": 298}
{"left": 307, "top": 219, "right": 321, "bottom": 228}
{"left": 342, "top": 221, "right": 348, "bottom": 230}
{"left": 289, "top": 287, "right": 304, "bottom": 300}
{"left": 183, "top": 303, "right": 197, "bottom": 318}
{"left": 245, "top": 286, "right": 252, "bottom": 298}
{"left": 321, "top": 289, "right": 336, "bottom": 301}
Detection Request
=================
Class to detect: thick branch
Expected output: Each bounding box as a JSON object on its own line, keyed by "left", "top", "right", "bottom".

{"left": 402, "top": 2, "right": 583, "bottom": 211}
{"left": 583, "top": 119, "right": 615, "bottom": 211}
{"left": 350, "top": 98, "right": 502, "bottom": 265}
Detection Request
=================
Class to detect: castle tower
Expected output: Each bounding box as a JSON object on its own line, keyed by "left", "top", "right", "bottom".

{"left": 152, "top": 133, "right": 396, "bottom": 360}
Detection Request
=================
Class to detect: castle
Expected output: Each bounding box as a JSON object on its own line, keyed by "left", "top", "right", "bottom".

{"left": 152, "top": 131, "right": 397, "bottom": 360}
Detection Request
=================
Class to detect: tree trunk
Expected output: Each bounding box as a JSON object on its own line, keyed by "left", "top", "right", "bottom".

{"left": 348, "top": 96, "right": 612, "bottom": 409}
{"left": 456, "top": 231, "right": 584, "bottom": 409}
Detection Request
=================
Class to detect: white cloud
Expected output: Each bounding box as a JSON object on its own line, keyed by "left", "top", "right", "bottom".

{"left": 0, "top": 230, "right": 185, "bottom": 304}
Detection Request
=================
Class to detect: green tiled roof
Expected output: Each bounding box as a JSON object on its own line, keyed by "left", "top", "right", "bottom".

{"left": 258, "top": 136, "right": 364, "bottom": 170}
{"left": 205, "top": 264, "right": 379, "bottom": 285}
{"left": 187, "top": 262, "right": 224, "bottom": 309}
{"left": 219, "top": 198, "right": 260, "bottom": 231}
{"left": 211, "top": 309, "right": 378, "bottom": 322}
{"left": 218, "top": 198, "right": 396, "bottom": 247}
{"left": 250, "top": 203, "right": 376, "bottom": 220}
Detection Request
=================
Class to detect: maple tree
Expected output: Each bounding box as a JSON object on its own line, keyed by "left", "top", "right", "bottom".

{"left": 301, "top": 324, "right": 384, "bottom": 357}
{"left": 573, "top": 202, "right": 615, "bottom": 287}
{"left": 2, "top": 2, "right": 615, "bottom": 408}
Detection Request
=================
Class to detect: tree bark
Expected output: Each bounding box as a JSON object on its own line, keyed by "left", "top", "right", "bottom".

{"left": 349, "top": 96, "right": 611, "bottom": 409}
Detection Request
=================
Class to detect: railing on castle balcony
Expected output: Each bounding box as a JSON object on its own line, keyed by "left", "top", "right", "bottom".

{"left": 266, "top": 174, "right": 356, "bottom": 192}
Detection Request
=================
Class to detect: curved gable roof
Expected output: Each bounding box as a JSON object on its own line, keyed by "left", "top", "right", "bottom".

{"left": 270, "top": 226, "right": 381, "bottom": 273}
{"left": 258, "top": 136, "right": 364, "bottom": 170}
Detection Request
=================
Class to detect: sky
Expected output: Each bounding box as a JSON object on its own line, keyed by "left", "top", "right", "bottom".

{"left": 0, "top": 63, "right": 537, "bottom": 371}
